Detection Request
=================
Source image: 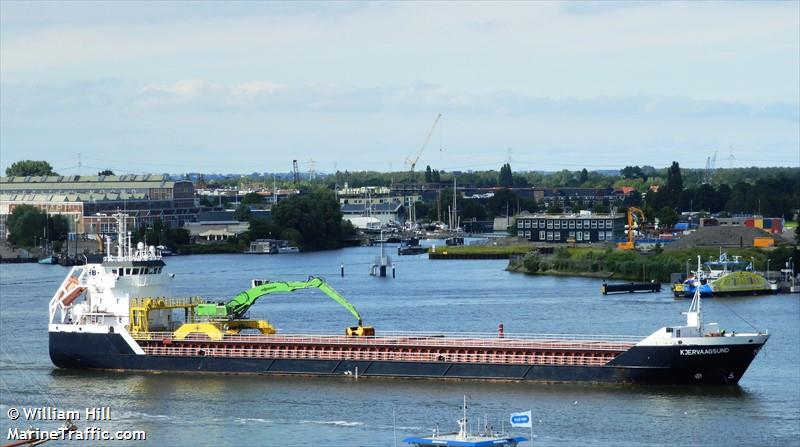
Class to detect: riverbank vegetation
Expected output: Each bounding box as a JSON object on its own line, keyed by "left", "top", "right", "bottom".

{"left": 6, "top": 205, "right": 69, "bottom": 250}
{"left": 430, "top": 243, "right": 533, "bottom": 256}
{"left": 508, "top": 246, "right": 799, "bottom": 282}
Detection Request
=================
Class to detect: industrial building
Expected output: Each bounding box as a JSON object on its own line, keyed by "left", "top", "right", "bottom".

{"left": 337, "top": 184, "right": 415, "bottom": 226}
{"left": 0, "top": 174, "right": 198, "bottom": 238}
{"left": 516, "top": 212, "right": 625, "bottom": 244}
{"left": 700, "top": 216, "right": 784, "bottom": 234}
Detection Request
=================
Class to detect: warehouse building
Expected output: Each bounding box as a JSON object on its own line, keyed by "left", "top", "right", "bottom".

{"left": 0, "top": 174, "right": 198, "bottom": 237}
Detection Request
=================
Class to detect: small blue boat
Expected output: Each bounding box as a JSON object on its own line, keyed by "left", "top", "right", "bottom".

{"left": 38, "top": 255, "right": 57, "bottom": 265}
{"left": 681, "top": 278, "right": 713, "bottom": 298}
{"left": 403, "top": 397, "right": 528, "bottom": 447}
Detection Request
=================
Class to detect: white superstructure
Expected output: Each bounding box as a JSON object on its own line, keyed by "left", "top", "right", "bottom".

{"left": 48, "top": 213, "right": 172, "bottom": 331}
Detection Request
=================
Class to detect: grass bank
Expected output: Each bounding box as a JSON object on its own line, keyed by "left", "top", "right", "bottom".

{"left": 429, "top": 244, "right": 533, "bottom": 256}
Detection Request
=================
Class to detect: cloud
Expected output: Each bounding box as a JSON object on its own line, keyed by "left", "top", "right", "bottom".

{"left": 559, "top": 1, "right": 652, "bottom": 16}
{"left": 2, "top": 79, "right": 797, "bottom": 122}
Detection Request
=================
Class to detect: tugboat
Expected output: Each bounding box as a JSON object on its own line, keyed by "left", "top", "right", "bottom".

{"left": 48, "top": 214, "right": 769, "bottom": 385}
{"left": 403, "top": 397, "right": 528, "bottom": 447}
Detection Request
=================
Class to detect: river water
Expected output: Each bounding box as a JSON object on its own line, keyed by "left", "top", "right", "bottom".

{"left": 1, "top": 245, "right": 798, "bottom": 446}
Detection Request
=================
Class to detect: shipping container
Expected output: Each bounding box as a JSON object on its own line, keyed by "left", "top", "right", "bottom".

{"left": 753, "top": 237, "right": 774, "bottom": 248}
{"left": 754, "top": 218, "right": 763, "bottom": 228}
{"left": 745, "top": 218, "right": 754, "bottom": 227}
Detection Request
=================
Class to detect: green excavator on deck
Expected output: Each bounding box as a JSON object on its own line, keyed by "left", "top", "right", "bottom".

{"left": 173, "top": 276, "right": 373, "bottom": 340}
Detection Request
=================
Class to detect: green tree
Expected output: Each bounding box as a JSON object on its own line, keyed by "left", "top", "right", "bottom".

{"left": 272, "top": 188, "right": 347, "bottom": 250}
{"left": 620, "top": 166, "right": 646, "bottom": 180}
{"left": 414, "top": 201, "right": 431, "bottom": 221}
{"left": 241, "top": 192, "right": 265, "bottom": 205}
{"left": 592, "top": 201, "right": 610, "bottom": 214}
{"left": 168, "top": 228, "right": 190, "bottom": 246}
{"left": 199, "top": 195, "right": 214, "bottom": 207}
{"left": 512, "top": 175, "right": 529, "bottom": 187}
{"left": 546, "top": 204, "right": 564, "bottom": 214}
{"left": 247, "top": 217, "right": 280, "bottom": 241}
{"left": 657, "top": 206, "right": 679, "bottom": 228}
{"left": 459, "top": 200, "right": 488, "bottom": 220}
{"left": 498, "top": 163, "right": 513, "bottom": 188}
{"left": 6, "top": 205, "right": 46, "bottom": 246}
{"left": 579, "top": 168, "right": 589, "bottom": 185}
{"left": 48, "top": 215, "right": 70, "bottom": 242}
{"left": 486, "top": 188, "right": 517, "bottom": 217}
{"left": 5, "top": 160, "right": 58, "bottom": 177}
{"left": 431, "top": 187, "right": 460, "bottom": 222}
{"left": 666, "top": 161, "right": 683, "bottom": 197}
{"left": 234, "top": 204, "right": 252, "bottom": 222}
{"left": 519, "top": 197, "right": 538, "bottom": 213}
{"left": 523, "top": 251, "right": 541, "bottom": 273}
{"left": 425, "top": 165, "right": 433, "bottom": 183}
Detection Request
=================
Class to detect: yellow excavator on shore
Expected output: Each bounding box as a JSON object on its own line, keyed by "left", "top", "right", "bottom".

{"left": 617, "top": 207, "right": 645, "bottom": 250}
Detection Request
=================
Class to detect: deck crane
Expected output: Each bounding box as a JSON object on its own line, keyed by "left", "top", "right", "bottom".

{"left": 617, "top": 207, "right": 645, "bottom": 250}
{"left": 174, "top": 276, "right": 374, "bottom": 340}
{"left": 406, "top": 113, "right": 442, "bottom": 181}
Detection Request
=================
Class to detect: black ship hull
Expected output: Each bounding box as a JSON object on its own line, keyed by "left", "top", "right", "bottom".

{"left": 49, "top": 332, "right": 766, "bottom": 385}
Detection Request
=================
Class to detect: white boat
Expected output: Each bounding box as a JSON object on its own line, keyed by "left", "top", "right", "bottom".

{"left": 403, "top": 397, "right": 528, "bottom": 447}
{"left": 278, "top": 246, "right": 300, "bottom": 254}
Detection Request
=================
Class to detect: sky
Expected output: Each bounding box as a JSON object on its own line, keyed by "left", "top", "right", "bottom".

{"left": 1, "top": 1, "right": 798, "bottom": 175}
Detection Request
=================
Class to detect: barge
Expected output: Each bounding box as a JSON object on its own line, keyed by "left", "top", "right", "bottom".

{"left": 48, "top": 215, "right": 769, "bottom": 385}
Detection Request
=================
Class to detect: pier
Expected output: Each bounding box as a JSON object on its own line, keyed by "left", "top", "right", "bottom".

{"left": 601, "top": 281, "right": 662, "bottom": 295}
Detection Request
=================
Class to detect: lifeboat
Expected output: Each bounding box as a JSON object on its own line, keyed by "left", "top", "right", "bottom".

{"left": 57, "top": 276, "right": 85, "bottom": 306}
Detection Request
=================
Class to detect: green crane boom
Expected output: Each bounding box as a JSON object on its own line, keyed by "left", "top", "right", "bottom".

{"left": 196, "top": 276, "right": 362, "bottom": 324}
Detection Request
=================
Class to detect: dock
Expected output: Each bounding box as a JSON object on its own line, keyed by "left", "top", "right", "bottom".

{"left": 601, "top": 281, "right": 661, "bottom": 295}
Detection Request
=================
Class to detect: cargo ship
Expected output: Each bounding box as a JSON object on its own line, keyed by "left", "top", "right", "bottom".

{"left": 48, "top": 215, "right": 769, "bottom": 386}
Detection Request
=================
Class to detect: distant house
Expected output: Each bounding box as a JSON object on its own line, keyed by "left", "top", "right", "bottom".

{"left": 183, "top": 211, "right": 249, "bottom": 243}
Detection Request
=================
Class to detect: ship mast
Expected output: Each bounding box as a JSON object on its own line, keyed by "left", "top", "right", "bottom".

{"left": 458, "top": 395, "right": 467, "bottom": 440}
{"left": 685, "top": 255, "right": 703, "bottom": 330}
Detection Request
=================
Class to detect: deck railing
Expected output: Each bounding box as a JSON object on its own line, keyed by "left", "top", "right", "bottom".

{"left": 134, "top": 330, "right": 641, "bottom": 352}
{"left": 141, "top": 345, "right": 614, "bottom": 367}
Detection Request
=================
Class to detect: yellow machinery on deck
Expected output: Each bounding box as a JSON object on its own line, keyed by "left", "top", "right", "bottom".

{"left": 167, "top": 277, "right": 372, "bottom": 340}
{"left": 129, "top": 297, "right": 277, "bottom": 340}
{"left": 617, "top": 207, "right": 645, "bottom": 250}
{"left": 129, "top": 297, "right": 205, "bottom": 335}
{"left": 172, "top": 320, "right": 276, "bottom": 341}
